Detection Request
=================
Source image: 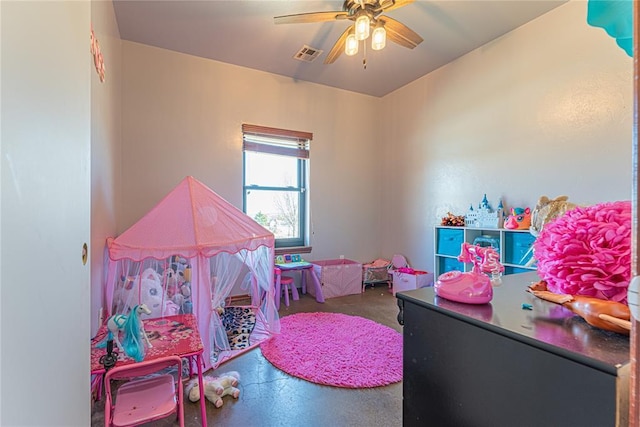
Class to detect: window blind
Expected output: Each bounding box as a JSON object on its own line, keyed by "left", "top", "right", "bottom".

{"left": 242, "top": 124, "right": 312, "bottom": 159}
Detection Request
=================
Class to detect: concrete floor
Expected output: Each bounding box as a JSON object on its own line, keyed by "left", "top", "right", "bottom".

{"left": 91, "top": 284, "right": 403, "bottom": 427}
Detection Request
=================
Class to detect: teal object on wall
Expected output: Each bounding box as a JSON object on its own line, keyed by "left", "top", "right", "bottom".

{"left": 587, "top": 0, "right": 633, "bottom": 57}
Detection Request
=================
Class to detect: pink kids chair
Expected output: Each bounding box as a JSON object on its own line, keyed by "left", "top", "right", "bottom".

{"left": 104, "top": 355, "right": 184, "bottom": 427}
{"left": 275, "top": 267, "right": 298, "bottom": 309}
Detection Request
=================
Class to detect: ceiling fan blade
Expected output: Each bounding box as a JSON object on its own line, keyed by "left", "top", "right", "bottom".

{"left": 324, "top": 26, "right": 352, "bottom": 64}
{"left": 378, "top": 0, "right": 414, "bottom": 13}
{"left": 274, "top": 11, "right": 348, "bottom": 25}
{"left": 378, "top": 15, "right": 423, "bottom": 49}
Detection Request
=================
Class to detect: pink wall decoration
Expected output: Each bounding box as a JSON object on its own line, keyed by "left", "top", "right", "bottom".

{"left": 534, "top": 200, "right": 631, "bottom": 304}
{"left": 90, "top": 25, "right": 105, "bottom": 82}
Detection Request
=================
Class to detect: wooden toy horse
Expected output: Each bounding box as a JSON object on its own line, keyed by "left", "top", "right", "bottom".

{"left": 103, "top": 304, "right": 153, "bottom": 362}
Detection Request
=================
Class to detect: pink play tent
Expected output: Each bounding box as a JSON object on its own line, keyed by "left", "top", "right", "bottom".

{"left": 103, "top": 176, "right": 279, "bottom": 370}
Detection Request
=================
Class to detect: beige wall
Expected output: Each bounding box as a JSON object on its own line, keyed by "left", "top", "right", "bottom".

{"left": 120, "top": 42, "right": 384, "bottom": 263}
{"left": 91, "top": 0, "right": 121, "bottom": 335}
{"left": 380, "top": 1, "right": 633, "bottom": 271}
{"left": 113, "top": 0, "right": 632, "bottom": 291}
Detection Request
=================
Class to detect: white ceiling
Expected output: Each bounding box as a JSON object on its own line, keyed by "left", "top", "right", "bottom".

{"left": 113, "top": 0, "right": 567, "bottom": 98}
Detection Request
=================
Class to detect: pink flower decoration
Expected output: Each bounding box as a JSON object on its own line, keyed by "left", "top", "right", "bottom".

{"left": 534, "top": 200, "right": 631, "bottom": 304}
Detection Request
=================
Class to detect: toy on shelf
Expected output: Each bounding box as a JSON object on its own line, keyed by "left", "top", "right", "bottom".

{"left": 521, "top": 195, "right": 579, "bottom": 267}
{"left": 186, "top": 371, "right": 241, "bottom": 408}
{"left": 472, "top": 234, "right": 500, "bottom": 254}
{"left": 434, "top": 242, "right": 503, "bottom": 304}
{"left": 504, "top": 207, "right": 531, "bottom": 230}
{"left": 96, "top": 304, "right": 153, "bottom": 362}
{"left": 465, "top": 194, "right": 504, "bottom": 228}
{"left": 528, "top": 280, "right": 631, "bottom": 335}
{"left": 441, "top": 212, "right": 465, "bottom": 227}
{"left": 529, "top": 195, "right": 578, "bottom": 237}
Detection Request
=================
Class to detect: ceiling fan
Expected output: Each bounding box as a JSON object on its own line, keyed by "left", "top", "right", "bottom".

{"left": 274, "top": 0, "right": 423, "bottom": 64}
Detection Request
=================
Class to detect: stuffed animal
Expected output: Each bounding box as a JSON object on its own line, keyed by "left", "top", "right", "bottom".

{"left": 185, "top": 376, "right": 225, "bottom": 408}
{"left": 217, "top": 371, "right": 241, "bottom": 402}
{"left": 529, "top": 195, "right": 578, "bottom": 237}
{"left": 218, "top": 371, "right": 240, "bottom": 389}
{"left": 119, "top": 268, "right": 179, "bottom": 318}
{"left": 185, "top": 371, "right": 241, "bottom": 408}
{"left": 171, "top": 255, "right": 189, "bottom": 281}
{"left": 220, "top": 385, "right": 240, "bottom": 400}
{"left": 164, "top": 268, "right": 179, "bottom": 297}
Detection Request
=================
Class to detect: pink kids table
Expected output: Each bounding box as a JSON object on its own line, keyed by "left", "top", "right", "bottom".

{"left": 91, "top": 314, "right": 207, "bottom": 427}
{"left": 275, "top": 260, "right": 325, "bottom": 303}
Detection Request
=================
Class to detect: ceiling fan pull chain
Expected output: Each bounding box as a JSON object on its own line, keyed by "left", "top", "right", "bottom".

{"left": 363, "top": 41, "right": 367, "bottom": 69}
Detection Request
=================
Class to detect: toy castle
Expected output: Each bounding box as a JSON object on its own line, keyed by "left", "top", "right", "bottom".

{"left": 465, "top": 194, "right": 504, "bottom": 228}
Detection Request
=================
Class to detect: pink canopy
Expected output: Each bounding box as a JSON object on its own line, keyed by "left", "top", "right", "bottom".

{"left": 107, "top": 176, "right": 274, "bottom": 261}
{"left": 103, "top": 176, "right": 278, "bottom": 370}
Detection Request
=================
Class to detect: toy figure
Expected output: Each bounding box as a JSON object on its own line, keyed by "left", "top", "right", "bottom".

{"left": 97, "top": 304, "right": 153, "bottom": 362}
{"left": 504, "top": 207, "right": 531, "bottom": 230}
{"left": 528, "top": 280, "right": 631, "bottom": 335}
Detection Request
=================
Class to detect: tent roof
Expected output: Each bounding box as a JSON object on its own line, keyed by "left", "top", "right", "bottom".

{"left": 107, "top": 176, "right": 274, "bottom": 261}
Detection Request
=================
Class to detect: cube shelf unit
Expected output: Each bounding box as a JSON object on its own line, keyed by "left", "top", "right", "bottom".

{"left": 434, "top": 226, "right": 536, "bottom": 278}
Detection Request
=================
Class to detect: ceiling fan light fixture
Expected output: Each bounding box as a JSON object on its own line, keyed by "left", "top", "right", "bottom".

{"left": 275, "top": 0, "right": 423, "bottom": 65}
{"left": 355, "top": 15, "right": 370, "bottom": 40}
{"left": 345, "top": 32, "right": 359, "bottom": 56}
{"left": 371, "top": 26, "right": 386, "bottom": 51}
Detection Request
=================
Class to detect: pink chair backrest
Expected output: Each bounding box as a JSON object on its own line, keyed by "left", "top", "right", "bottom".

{"left": 105, "top": 355, "right": 182, "bottom": 382}
{"left": 104, "top": 355, "right": 184, "bottom": 427}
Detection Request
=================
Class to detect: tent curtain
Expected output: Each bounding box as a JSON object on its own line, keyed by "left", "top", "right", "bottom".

{"left": 100, "top": 176, "right": 278, "bottom": 371}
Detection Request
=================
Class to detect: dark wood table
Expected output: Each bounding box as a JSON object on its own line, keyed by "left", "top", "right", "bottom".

{"left": 397, "top": 271, "right": 630, "bottom": 427}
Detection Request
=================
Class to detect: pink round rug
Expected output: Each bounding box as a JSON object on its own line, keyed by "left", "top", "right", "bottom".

{"left": 260, "top": 312, "right": 402, "bottom": 388}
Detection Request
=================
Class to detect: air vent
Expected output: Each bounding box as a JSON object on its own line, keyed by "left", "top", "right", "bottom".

{"left": 293, "top": 45, "right": 323, "bottom": 62}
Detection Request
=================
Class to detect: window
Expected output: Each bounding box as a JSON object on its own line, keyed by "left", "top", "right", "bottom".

{"left": 242, "top": 124, "right": 311, "bottom": 249}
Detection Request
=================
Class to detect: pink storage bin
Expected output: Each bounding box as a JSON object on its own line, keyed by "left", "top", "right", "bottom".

{"left": 392, "top": 270, "right": 434, "bottom": 295}
{"left": 310, "top": 259, "right": 363, "bottom": 299}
